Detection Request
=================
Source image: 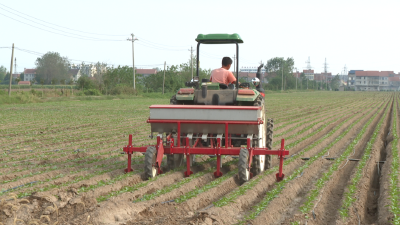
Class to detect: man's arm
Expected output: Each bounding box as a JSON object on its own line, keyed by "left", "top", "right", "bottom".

{"left": 227, "top": 71, "right": 237, "bottom": 84}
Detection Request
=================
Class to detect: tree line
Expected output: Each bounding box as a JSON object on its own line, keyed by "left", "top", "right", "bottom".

{"left": 0, "top": 52, "right": 341, "bottom": 94}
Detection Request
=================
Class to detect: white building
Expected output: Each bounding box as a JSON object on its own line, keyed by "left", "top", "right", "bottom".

{"left": 240, "top": 66, "right": 266, "bottom": 73}
{"left": 24, "top": 68, "right": 36, "bottom": 82}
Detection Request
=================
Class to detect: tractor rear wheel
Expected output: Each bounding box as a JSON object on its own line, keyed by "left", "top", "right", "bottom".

{"left": 265, "top": 118, "right": 274, "bottom": 169}
{"left": 238, "top": 148, "right": 250, "bottom": 184}
{"left": 144, "top": 146, "right": 158, "bottom": 180}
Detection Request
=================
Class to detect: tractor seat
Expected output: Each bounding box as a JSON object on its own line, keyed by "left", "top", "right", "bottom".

{"left": 219, "top": 83, "right": 228, "bottom": 89}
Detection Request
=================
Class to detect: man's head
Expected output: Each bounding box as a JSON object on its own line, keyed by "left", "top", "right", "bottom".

{"left": 222, "top": 57, "right": 233, "bottom": 69}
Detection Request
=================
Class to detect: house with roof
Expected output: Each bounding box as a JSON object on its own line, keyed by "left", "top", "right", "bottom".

{"left": 303, "top": 69, "right": 314, "bottom": 80}
{"left": 18, "top": 81, "right": 30, "bottom": 85}
{"left": 69, "top": 68, "right": 81, "bottom": 81}
{"left": 136, "top": 69, "right": 158, "bottom": 78}
{"left": 237, "top": 72, "right": 268, "bottom": 83}
{"left": 348, "top": 70, "right": 363, "bottom": 87}
{"left": 12, "top": 73, "right": 21, "bottom": 79}
{"left": 24, "top": 68, "right": 36, "bottom": 82}
{"left": 354, "top": 71, "right": 395, "bottom": 91}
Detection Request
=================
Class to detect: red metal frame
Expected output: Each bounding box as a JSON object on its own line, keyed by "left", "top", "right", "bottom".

{"left": 149, "top": 105, "right": 261, "bottom": 110}
{"left": 123, "top": 119, "right": 289, "bottom": 182}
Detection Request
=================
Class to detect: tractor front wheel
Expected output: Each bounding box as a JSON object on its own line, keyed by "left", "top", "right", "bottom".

{"left": 238, "top": 148, "right": 250, "bottom": 184}
{"left": 144, "top": 146, "right": 158, "bottom": 180}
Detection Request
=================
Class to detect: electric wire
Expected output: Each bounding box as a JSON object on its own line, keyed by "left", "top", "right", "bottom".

{"left": 0, "top": 6, "right": 125, "bottom": 41}
{"left": 0, "top": 3, "right": 127, "bottom": 37}
{"left": 0, "top": 12, "right": 125, "bottom": 42}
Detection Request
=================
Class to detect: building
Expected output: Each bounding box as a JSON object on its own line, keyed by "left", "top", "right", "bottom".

{"left": 240, "top": 67, "right": 266, "bottom": 73}
{"left": 314, "top": 73, "right": 332, "bottom": 82}
{"left": 18, "top": 81, "right": 30, "bottom": 85}
{"left": 303, "top": 69, "right": 314, "bottom": 80}
{"left": 237, "top": 72, "right": 268, "bottom": 83}
{"left": 348, "top": 70, "right": 363, "bottom": 87}
{"left": 136, "top": 69, "right": 157, "bottom": 78}
{"left": 12, "top": 73, "right": 21, "bottom": 81}
{"left": 69, "top": 69, "right": 81, "bottom": 81}
{"left": 24, "top": 69, "right": 37, "bottom": 82}
{"left": 354, "top": 71, "right": 394, "bottom": 91}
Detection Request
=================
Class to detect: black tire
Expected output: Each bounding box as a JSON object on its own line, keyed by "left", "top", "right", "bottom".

{"left": 252, "top": 95, "right": 265, "bottom": 175}
{"left": 238, "top": 148, "right": 250, "bottom": 184}
{"left": 167, "top": 154, "right": 184, "bottom": 170}
{"left": 252, "top": 135, "right": 262, "bottom": 175}
{"left": 144, "top": 146, "right": 157, "bottom": 180}
{"left": 265, "top": 118, "right": 274, "bottom": 169}
{"left": 170, "top": 95, "right": 178, "bottom": 105}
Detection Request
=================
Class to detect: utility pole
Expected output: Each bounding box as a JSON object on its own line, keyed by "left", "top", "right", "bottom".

{"left": 233, "top": 54, "right": 236, "bottom": 73}
{"left": 163, "top": 61, "right": 166, "bottom": 95}
{"left": 8, "top": 44, "right": 14, "bottom": 97}
{"left": 189, "top": 46, "right": 194, "bottom": 80}
{"left": 281, "top": 62, "right": 284, "bottom": 91}
{"left": 127, "top": 34, "right": 138, "bottom": 89}
{"left": 323, "top": 58, "right": 329, "bottom": 91}
{"left": 294, "top": 67, "right": 298, "bottom": 90}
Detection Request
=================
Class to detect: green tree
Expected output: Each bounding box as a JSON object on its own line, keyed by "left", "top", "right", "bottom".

{"left": 0, "top": 66, "right": 7, "bottom": 82}
{"left": 19, "top": 72, "right": 24, "bottom": 81}
{"left": 35, "top": 52, "right": 70, "bottom": 84}
{"left": 331, "top": 75, "right": 340, "bottom": 90}
{"left": 264, "top": 57, "right": 295, "bottom": 90}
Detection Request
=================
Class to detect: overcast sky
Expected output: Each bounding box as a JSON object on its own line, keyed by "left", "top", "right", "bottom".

{"left": 0, "top": 0, "right": 399, "bottom": 75}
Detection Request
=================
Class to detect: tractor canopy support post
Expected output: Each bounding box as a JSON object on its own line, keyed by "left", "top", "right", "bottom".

{"left": 276, "top": 139, "right": 285, "bottom": 182}
{"left": 236, "top": 42, "right": 239, "bottom": 88}
{"left": 196, "top": 42, "right": 200, "bottom": 78}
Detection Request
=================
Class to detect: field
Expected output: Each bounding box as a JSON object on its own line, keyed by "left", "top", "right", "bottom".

{"left": 1, "top": 92, "right": 399, "bottom": 225}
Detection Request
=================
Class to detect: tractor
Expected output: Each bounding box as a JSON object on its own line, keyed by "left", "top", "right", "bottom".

{"left": 123, "top": 33, "right": 288, "bottom": 184}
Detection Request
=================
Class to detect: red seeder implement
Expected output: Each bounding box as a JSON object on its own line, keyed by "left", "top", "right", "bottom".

{"left": 123, "top": 118, "right": 289, "bottom": 182}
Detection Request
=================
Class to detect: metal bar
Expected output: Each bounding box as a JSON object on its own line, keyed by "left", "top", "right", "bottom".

{"left": 196, "top": 42, "right": 200, "bottom": 77}
{"left": 147, "top": 119, "right": 263, "bottom": 125}
{"left": 214, "top": 137, "right": 222, "bottom": 178}
{"left": 348, "top": 159, "right": 360, "bottom": 161}
{"left": 127, "top": 146, "right": 288, "bottom": 156}
{"left": 276, "top": 139, "right": 285, "bottom": 182}
{"left": 124, "top": 134, "right": 133, "bottom": 173}
{"left": 184, "top": 137, "right": 193, "bottom": 177}
{"left": 177, "top": 122, "right": 181, "bottom": 147}
{"left": 225, "top": 123, "right": 228, "bottom": 148}
{"left": 156, "top": 135, "right": 164, "bottom": 174}
{"left": 236, "top": 42, "right": 239, "bottom": 88}
{"left": 247, "top": 136, "right": 253, "bottom": 172}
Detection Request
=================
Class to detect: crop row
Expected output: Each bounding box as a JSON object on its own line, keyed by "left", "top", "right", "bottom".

{"left": 388, "top": 97, "right": 400, "bottom": 224}
{"left": 238, "top": 99, "right": 384, "bottom": 224}
{"left": 338, "top": 102, "right": 389, "bottom": 219}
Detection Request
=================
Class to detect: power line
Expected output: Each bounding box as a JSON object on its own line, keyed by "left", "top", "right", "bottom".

{"left": 0, "top": 3, "right": 127, "bottom": 37}
{"left": 0, "top": 6, "right": 126, "bottom": 41}
{"left": 0, "top": 12, "right": 125, "bottom": 42}
{"left": 0, "top": 46, "right": 170, "bottom": 68}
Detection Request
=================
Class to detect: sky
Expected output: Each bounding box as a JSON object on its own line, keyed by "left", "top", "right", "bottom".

{"left": 0, "top": 0, "right": 399, "bottom": 75}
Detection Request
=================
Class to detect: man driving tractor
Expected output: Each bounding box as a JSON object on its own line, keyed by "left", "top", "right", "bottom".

{"left": 209, "top": 57, "right": 237, "bottom": 85}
